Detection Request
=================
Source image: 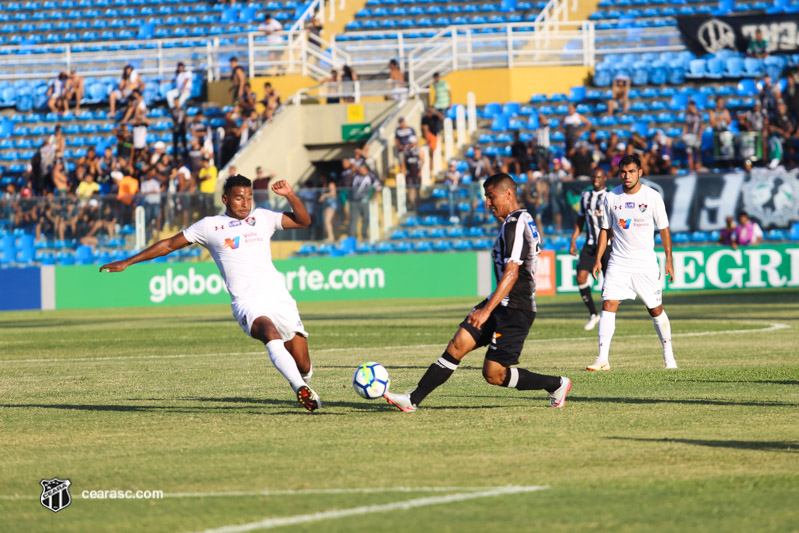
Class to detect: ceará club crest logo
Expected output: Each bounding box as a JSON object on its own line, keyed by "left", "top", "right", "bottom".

{"left": 40, "top": 478, "right": 72, "bottom": 513}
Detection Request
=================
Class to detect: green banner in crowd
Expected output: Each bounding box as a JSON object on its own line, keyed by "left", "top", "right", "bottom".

{"left": 555, "top": 244, "right": 799, "bottom": 293}
{"left": 55, "top": 253, "right": 481, "bottom": 309}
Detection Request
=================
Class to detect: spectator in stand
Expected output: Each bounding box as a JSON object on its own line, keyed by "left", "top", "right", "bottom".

{"left": 113, "top": 170, "right": 138, "bottom": 226}
{"left": 719, "top": 215, "right": 736, "bottom": 248}
{"left": 76, "top": 197, "right": 116, "bottom": 247}
{"left": 35, "top": 193, "right": 60, "bottom": 241}
{"left": 734, "top": 211, "right": 763, "bottom": 246}
{"left": 421, "top": 106, "right": 443, "bottom": 138}
{"left": 304, "top": 15, "right": 323, "bottom": 45}
{"left": 443, "top": 160, "right": 462, "bottom": 223}
{"left": 783, "top": 71, "right": 799, "bottom": 123}
{"left": 66, "top": 70, "right": 85, "bottom": 113}
{"left": 535, "top": 111, "right": 551, "bottom": 170}
{"left": 190, "top": 111, "right": 207, "bottom": 146}
{"left": 140, "top": 168, "right": 164, "bottom": 239}
{"left": 171, "top": 106, "right": 189, "bottom": 161}
{"left": 325, "top": 70, "right": 340, "bottom": 104}
{"left": 1, "top": 183, "right": 19, "bottom": 225}
{"left": 560, "top": 103, "right": 592, "bottom": 155}
{"left": 52, "top": 154, "right": 69, "bottom": 195}
{"left": 760, "top": 75, "right": 780, "bottom": 120}
{"left": 186, "top": 137, "right": 205, "bottom": 179}
{"left": 50, "top": 124, "right": 66, "bottom": 154}
{"left": 77, "top": 147, "right": 101, "bottom": 181}
{"left": 609, "top": 141, "right": 626, "bottom": 175}
{"left": 395, "top": 117, "right": 416, "bottom": 168}
{"left": 98, "top": 147, "right": 117, "bottom": 191}
{"left": 341, "top": 65, "right": 357, "bottom": 103}
{"left": 523, "top": 170, "right": 547, "bottom": 236}
{"left": 260, "top": 82, "right": 281, "bottom": 121}
{"left": 585, "top": 129, "right": 603, "bottom": 165}
{"left": 682, "top": 99, "right": 704, "bottom": 172}
{"left": 46, "top": 71, "right": 70, "bottom": 114}
{"left": 229, "top": 57, "right": 247, "bottom": 105}
{"left": 431, "top": 72, "right": 451, "bottom": 115}
{"left": 403, "top": 136, "right": 423, "bottom": 211}
{"left": 607, "top": 74, "right": 630, "bottom": 116}
{"left": 387, "top": 59, "right": 408, "bottom": 101}
{"left": 737, "top": 99, "right": 768, "bottom": 162}
{"left": 570, "top": 141, "right": 595, "bottom": 179}
{"left": 239, "top": 82, "right": 257, "bottom": 117}
{"left": 123, "top": 90, "right": 150, "bottom": 164}
{"left": 298, "top": 181, "right": 321, "bottom": 240}
{"left": 30, "top": 139, "right": 55, "bottom": 196}
{"left": 109, "top": 64, "right": 144, "bottom": 116}
{"left": 508, "top": 131, "right": 529, "bottom": 176}
{"left": 173, "top": 164, "right": 193, "bottom": 228}
{"left": 259, "top": 13, "right": 284, "bottom": 64}
{"left": 467, "top": 146, "right": 493, "bottom": 222}
{"left": 76, "top": 169, "right": 100, "bottom": 199}
{"left": 220, "top": 109, "right": 240, "bottom": 168}
{"left": 339, "top": 157, "right": 354, "bottom": 223}
{"left": 546, "top": 157, "right": 571, "bottom": 232}
{"left": 167, "top": 62, "right": 193, "bottom": 111}
{"left": 647, "top": 141, "right": 675, "bottom": 176}
{"left": 747, "top": 29, "right": 769, "bottom": 59}
{"left": 253, "top": 166, "right": 275, "bottom": 209}
{"left": 710, "top": 97, "right": 734, "bottom": 162}
{"left": 198, "top": 157, "right": 218, "bottom": 216}
{"left": 318, "top": 176, "right": 339, "bottom": 242}
{"left": 769, "top": 100, "right": 796, "bottom": 168}
{"left": 349, "top": 163, "right": 380, "bottom": 240}
{"left": 114, "top": 123, "right": 133, "bottom": 162}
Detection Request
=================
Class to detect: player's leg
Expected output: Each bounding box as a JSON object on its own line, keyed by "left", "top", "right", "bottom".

{"left": 576, "top": 246, "right": 600, "bottom": 329}
{"left": 635, "top": 270, "right": 677, "bottom": 369}
{"left": 249, "top": 315, "right": 320, "bottom": 411}
{"left": 482, "top": 360, "right": 571, "bottom": 408}
{"left": 385, "top": 303, "right": 491, "bottom": 412}
{"left": 284, "top": 333, "right": 313, "bottom": 380}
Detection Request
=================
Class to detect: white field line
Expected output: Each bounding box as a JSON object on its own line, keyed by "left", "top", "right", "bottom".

{"left": 190, "top": 485, "right": 549, "bottom": 533}
{"left": 0, "top": 485, "right": 526, "bottom": 501}
{"left": 0, "top": 321, "right": 789, "bottom": 365}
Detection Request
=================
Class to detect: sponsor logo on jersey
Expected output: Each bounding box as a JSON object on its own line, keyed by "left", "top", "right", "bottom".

{"left": 614, "top": 204, "right": 623, "bottom": 210}
{"left": 223, "top": 236, "right": 241, "bottom": 249}
{"left": 229, "top": 220, "right": 242, "bottom": 227}
{"left": 618, "top": 219, "right": 632, "bottom": 229}
{"left": 245, "top": 216, "right": 256, "bottom": 226}
{"left": 639, "top": 203, "right": 648, "bottom": 212}
{"left": 214, "top": 225, "right": 225, "bottom": 231}
{"left": 625, "top": 202, "right": 635, "bottom": 208}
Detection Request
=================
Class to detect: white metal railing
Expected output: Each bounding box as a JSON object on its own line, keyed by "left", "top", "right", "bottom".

{"left": 290, "top": 79, "right": 410, "bottom": 104}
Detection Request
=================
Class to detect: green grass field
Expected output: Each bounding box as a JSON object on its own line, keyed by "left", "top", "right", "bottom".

{"left": 1, "top": 289, "right": 798, "bottom": 533}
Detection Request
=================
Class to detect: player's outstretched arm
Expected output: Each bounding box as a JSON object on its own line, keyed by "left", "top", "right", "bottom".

{"left": 99, "top": 232, "right": 191, "bottom": 273}
{"left": 591, "top": 228, "right": 609, "bottom": 280}
{"left": 569, "top": 216, "right": 585, "bottom": 256}
{"left": 272, "top": 180, "right": 311, "bottom": 229}
{"left": 659, "top": 227, "right": 674, "bottom": 283}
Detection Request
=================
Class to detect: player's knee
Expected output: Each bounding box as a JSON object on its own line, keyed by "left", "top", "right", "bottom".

{"left": 482, "top": 367, "right": 505, "bottom": 386}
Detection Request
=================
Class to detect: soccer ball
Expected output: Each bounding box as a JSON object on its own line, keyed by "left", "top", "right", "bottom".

{"left": 352, "top": 362, "right": 391, "bottom": 400}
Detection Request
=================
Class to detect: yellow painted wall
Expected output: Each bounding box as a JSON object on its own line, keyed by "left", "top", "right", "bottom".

{"left": 441, "top": 66, "right": 592, "bottom": 106}
{"left": 207, "top": 74, "right": 316, "bottom": 108}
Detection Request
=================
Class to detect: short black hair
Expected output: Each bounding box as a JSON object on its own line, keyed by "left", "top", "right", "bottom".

{"left": 738, "top": 210, "right": 749, "bottom": 219}
{"left": 483, "top": 173, "right": 516, "bottom": 192}
{"left": 224, "top": 174, "right": 252, "bottom": 195}
{"left": 619, "top": 154, "right": 642, "bottom": 170}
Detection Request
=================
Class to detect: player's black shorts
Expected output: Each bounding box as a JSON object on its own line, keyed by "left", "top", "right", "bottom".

{"left": 459, "top": 299, "right": 535, "bottom": 366}
{"left": 577, "top": 243, "right": 610, "bottom": 274}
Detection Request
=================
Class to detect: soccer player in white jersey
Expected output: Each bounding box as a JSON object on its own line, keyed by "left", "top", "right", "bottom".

{"left": 99, "top": 175, "right": 322, "bottom": 411}
{"left": 384, "top": 173, "right": 571, "bottom": 412}
{"left": 587, "top": 154, "right": 677, "bottom": 371}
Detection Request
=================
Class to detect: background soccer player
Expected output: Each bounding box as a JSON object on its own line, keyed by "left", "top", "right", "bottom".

{"left": 569, "top": 167, "right": 611, "bottom": 331}
{"left": 100, "top": 175, "right": 322, "bottom": 412}
{"left": 384, "top": 173, "right": 571, "bottom": 412}
{"left": 587, "top": 154, "right": 676, "bottom": 371}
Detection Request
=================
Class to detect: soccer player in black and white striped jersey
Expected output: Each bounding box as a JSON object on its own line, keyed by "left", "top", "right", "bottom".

{"left": 569, "top": 167, "right": 610, "bottom": 330}
{"left": 384, "top": 173, "right": 571, "bottom": 412}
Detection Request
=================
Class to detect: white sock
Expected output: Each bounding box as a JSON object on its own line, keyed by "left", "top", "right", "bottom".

{"left": 597, "top": 310, "right": 616, "bottom": 361}
{"left": 652, "top": 311, "right": 674, "bottom": 360}
{"left": 266, "top": 339, "right": 306, "bottom": 392}
{"left": 302, "top": 363, "right": 313, "bottom": 381}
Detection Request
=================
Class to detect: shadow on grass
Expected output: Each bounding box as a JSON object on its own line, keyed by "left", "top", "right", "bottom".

{"left": 608, "top": 436, "right": 799, "bottom": 453}
{"left": 567, "top": 396, "right": 797, "bottom": 408}
{"left": 0, "top": 400, "right": 344, "bottom": 416}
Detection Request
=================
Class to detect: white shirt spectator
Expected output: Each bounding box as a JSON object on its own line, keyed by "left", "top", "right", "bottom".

{"left": 259, "top": 18, "right": 284, "bottom": 44}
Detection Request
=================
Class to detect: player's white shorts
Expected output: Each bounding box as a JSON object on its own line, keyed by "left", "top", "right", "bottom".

{"left": 232, "top": 298, "right": 308, "bottom": 342}
{"left": 601, "top": 268, "right": 663, "bottom": 309}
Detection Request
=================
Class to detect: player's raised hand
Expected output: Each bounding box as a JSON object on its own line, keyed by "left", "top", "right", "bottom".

{"left": 99, "top": 261, "right": 127, "bottom": 273}
{"left": 271, "top": 180, "right": 293, "bottom": 196}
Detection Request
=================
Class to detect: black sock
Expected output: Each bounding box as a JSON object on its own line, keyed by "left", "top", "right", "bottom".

{"left": 502, "top": 367, "right": 561, "bottom": 393}
{"left": 410, "top": 352, "right": 460, "bottom": 406}
{"left": 579, "top": 285, "right": 597, "bottom": 316}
